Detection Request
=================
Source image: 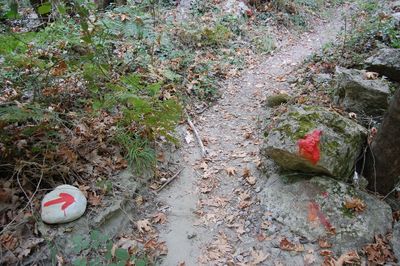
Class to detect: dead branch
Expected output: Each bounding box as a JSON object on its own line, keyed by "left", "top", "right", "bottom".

{"left": 186, "top": 112, "right": 207, "bottom": 157}
{"left": 156, "top": 168, "right": 183, "bottom": 193}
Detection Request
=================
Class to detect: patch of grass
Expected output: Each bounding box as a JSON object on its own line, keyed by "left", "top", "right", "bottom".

{"left": 253, "top": 34, "right": 276, "bottom": 54}
{"left": 114, "top": 130, "right": 155, "bottom": 173}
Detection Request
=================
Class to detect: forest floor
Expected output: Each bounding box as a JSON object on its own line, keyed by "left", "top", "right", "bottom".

{"left": 155, "top": 5, "right": 346, "bottom": 265}
{"left": 3, "top": 0, "right": 399, "bottom": 264}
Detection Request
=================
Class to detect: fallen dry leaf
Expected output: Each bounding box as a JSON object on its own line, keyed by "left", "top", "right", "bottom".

{"left": 279, "top": 238, "right": 304, "bottom": 252}
{"left": 136, "top": 219, "right": 152, "bottom": 233}
{"left": 88, "top": 191, "right": 102, "bottom": 206}
{"left": 152, "top": 212, "right": 167, "bottom": 224}
{"left": 116, "top": 237, "right": 138, "bottom": 251}
{"left": 318, "top": 238, "right": 333, "bottom": 248}
{"left": 245, "top": 176, "right": 257, "bottom": 185}
{"left": 226, "top": 167, "right": 237, "bottom": 176}
{"left": 235, "top": 224, "right": 246, "bottom": 235}
{"left": 184, "top": 131, "right": 193, "bottom": 144}
{"left": 322, "top": 250, "right": 360, "bottom": 266}
{"left": 335, "top": 250, "right": 360, "bottom": 265}
{"left": 242, "top": 168, "right": 251, "bottom": 178}
{"left": 364, "top": 71, "right": 379, "bottom": 80}
{"left": 250, "top": 249, "right": 269, "bottom": 265}
{"left": 120, "top": 13, "right": 129, "bottom": 22}
{"left": 364, "top": 234, "right": 395, "bottom": 265}
{"left": 50, "top": 61, "right": 68, "bottom": 76}
{"left": 344, "top": 197, "right": 366, "bottom": 213}
{"left": 320, "top": 250, "right": 333, "bottom": 257}
{"left": 304, "top": 251, "right": 316, "bottom": 266}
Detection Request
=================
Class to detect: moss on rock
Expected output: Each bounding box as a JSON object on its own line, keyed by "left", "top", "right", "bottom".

{"left": 266, "top": 93, "right": 291, "bottom": 107}
{"left": 262, "top": 106, "right": 367, "bottom": 181}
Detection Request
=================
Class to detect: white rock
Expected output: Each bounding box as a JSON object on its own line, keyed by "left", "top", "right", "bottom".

{"left": 41, "top": 185, "right": 87, "bottom": 224}
{"left": 224, "top": 0, "right": 250, "bottom": 17}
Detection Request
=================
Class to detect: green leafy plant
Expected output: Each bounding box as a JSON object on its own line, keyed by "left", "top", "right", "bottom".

{"left": 70, "top": 230, "right": 148, "bottom": 266}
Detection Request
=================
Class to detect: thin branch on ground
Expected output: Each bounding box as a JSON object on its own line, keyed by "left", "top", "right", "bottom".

{"left": 186, "top": 111, "right": 207, "bottom": 157}
{"left": 156, "top": 168, "right": 183, "bottom": 193}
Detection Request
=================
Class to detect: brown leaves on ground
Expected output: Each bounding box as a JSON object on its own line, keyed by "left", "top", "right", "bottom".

{"left": 364, "top": 71, "right": 379, "bottom": 80}
{"left": 200, "top": 233, "right": 234, "bottom": 264}
{"left": 250, "top": 249, "right": 269, "bottom": 265}
{"left": 238, "top": 190, "right": 253, "bottom": 209}
{"left": 364, "top": 234, "right": 396, "bottom": 265}
{"left": 344, "top": 197, "right": 366, "bottom": 213}
{"left": 245, "top": 175, "right": 257, "bottom": 185}
{"left": 322, "top": 250, "right": 360, "bottom": 266}
{"left": 87, "top": 191, "right": 102, "bottom": 206}
{"left": 151, "top": 212, "right": 167, "bottom": 224}
{"left": 136, "top": 219, "right": 152, "bottom": 233}
{"left": 279, "top": 238, "right": 304, "bottom": 252}
{"left": 242, "top": 167, "right": 251, "bottom": 178}
{"left": 226, "top": 166, "right": 237, "bottom": 176}
{"left": 0, "top": 234, "right": 44, "bottom": 264}
{"left": 304, "top": 250, "right": 316, "bottom": 265}
{"left": 318, "top": 238, "right": 333, "bottom": 248}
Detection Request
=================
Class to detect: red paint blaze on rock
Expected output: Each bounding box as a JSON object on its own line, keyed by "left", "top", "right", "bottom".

{"left": 298, "top": 130, "right": 322, "bottom": 165}
{"left": 43, "top": 192, "right": 75, "bottom": 216}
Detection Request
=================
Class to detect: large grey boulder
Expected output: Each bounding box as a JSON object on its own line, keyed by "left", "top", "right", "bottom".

{"left": 365, "top": 48, "right": 400, "bottom": 82}
{"left": 260, "top": 176, "right": 392, "bottom": 254}
{"left": 262, "top": 106, "right": 367, "bottom": 181}
{"left": 335, "top": 67, "right": 390, "bottom": 116}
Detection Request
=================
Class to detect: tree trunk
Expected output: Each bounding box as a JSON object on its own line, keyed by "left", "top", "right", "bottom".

{"left": 365, "top": 88, "right": 400, "bottom": 195}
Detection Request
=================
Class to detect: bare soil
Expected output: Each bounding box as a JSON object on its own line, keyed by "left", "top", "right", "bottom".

{"left": 156, "top": 6, "right": 347, "bottom": 265}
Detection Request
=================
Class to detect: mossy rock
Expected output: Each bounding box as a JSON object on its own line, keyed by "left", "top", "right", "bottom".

{"left": 266, "top": 93, "right": 291, "bottom": 107}
{"left": 262, "top": 106, "right": 367, "bottom": 181}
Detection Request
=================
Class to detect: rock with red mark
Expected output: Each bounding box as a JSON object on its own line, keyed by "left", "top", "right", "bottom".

{"left": 298, "top": 130, "right": 322, "bottom": 165}
{"left": 41, "top": 185, "right": 87, "bottom": 224}
{"left": 259, "top": 176, "right": 392, "bottom": 254}
{"left": 262, "top": 106, "right": 367, "bottom": 180}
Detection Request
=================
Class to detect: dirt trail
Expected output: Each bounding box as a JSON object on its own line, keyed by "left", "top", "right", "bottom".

{"left": 158, "top": 10, "right": 345, "bottom": 265}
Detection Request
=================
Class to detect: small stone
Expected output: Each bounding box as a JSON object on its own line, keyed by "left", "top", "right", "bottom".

{"left": 41, "top": 185, "right": 87, "bottom": 224}
{"left": 255, "top": 187, "right": 261, "bottom": 193}
{"left": 236, "top": 255, "right": 244, "bottom": 262}
{"left": 187, "top": 233, "right": 197, "bottom": 239}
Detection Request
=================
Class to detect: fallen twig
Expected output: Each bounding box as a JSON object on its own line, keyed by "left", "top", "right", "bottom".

{"left": 156, "top": 168, "right": 184, "bottom": 193}
{"left": 186, "top": 112, "right": 207, "bottom": 157}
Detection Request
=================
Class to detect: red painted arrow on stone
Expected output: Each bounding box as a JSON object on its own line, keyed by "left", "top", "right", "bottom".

{"left": 44, "top": 192, "right": 75, "bottom": 215}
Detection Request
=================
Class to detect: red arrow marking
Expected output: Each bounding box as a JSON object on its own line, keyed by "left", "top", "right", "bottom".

{"left": 44, "top": 193, "right": 75, "bottom": 215}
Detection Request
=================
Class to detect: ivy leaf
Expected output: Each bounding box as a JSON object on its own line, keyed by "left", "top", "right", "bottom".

{"left": 115, "top": 248, "right": 130, "bottom": 261}
{"left": 72, "top": 257, "right": 87, "bottom": 266}
{"left": 37, "top": 2, "right": 52, "bottom": 15}
{"left": 72, "top": 235, "right": 90, "bottom": 253}
{"left": 134, "top": 258, "right": 147, "bottom": 266}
